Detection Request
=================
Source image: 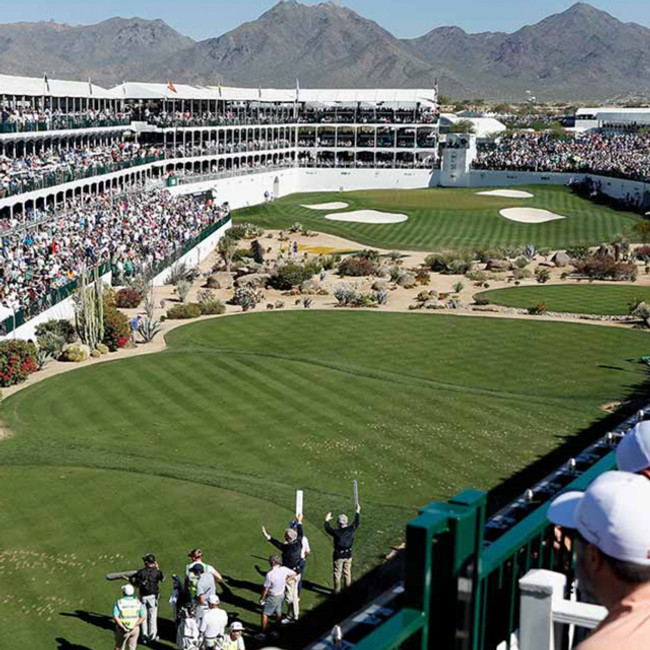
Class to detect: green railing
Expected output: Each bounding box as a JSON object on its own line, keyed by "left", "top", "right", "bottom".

{"left": 356, "top": 448, "right": 617, "bottom": 650}
{"left": 0, "top": 118, "right": 131, "bottom": 134}
{"left": 0, "top": 154, "right": 164, "bottom": 199}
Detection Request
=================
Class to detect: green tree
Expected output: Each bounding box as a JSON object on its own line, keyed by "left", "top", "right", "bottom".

{"left": 634, "top": 220, "right": 650, "bottom": 244}
{"left": 449, "top": 119, "right": 476, "bottom": 134}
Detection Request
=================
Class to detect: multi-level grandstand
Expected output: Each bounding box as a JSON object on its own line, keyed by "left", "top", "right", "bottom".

{"left": 2, "top": 71, "right": 650, "bottom": 650}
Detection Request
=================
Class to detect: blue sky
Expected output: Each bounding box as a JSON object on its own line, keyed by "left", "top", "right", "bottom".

{"left": 4, "top": 0, "right": 648, "bottom": 40}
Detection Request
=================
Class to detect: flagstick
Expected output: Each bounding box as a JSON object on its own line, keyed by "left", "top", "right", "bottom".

{"left": 353, "top": 480, "right": 359, "bottom": 509}
{"left": 295, "top": 490, "right": 304, "bottom": 518}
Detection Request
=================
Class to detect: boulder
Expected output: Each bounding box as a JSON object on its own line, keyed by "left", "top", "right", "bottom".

{"left": 486, "top": 259, "right": 513, "bottom": 272}
{"left": 301, "top": 279, "right": 324, "bottom": 295}
{"left": 372, "top": 280, "right": 390, "bottom": 291}
{"left": 60, "top": 342, "right": 90, "bottom": 363}
{"left": 397, "top": 273, "right": 417, "bottom": 289}
{"left": 552, "top": 251, "right": 571, "bottom": 268}
{"left": 206, "top": 272, "right": 233, "bottom": 290}
{"left": 235, "top": 273, "right": 271, "bottom": 289}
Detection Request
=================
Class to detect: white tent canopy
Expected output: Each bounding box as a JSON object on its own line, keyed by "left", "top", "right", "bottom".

{"left": 0, "top": 73, "right": 114, "bottom": 99}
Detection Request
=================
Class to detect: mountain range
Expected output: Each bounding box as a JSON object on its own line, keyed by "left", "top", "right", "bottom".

{"left": 1, "top": 1, "right": 649, "bottom": 101}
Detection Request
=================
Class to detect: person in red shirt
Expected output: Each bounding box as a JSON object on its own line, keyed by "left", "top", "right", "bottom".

{"left": 548, "top": 471, "right": 650, "bottom": 650}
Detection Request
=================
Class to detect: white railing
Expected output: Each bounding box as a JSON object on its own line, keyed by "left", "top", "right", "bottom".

{"left": 518, "top": 569, "right": 607, "bottom": 650}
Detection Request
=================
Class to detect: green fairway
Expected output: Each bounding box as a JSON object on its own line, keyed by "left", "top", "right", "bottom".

{"left": 2, "top": 311, "right": 650, "bottom": 647}
{"left": 234, "top": 185, "right": 642, "bottom": 251}
{"left": 477, "top": 284, "right": 650, "bottom": 315}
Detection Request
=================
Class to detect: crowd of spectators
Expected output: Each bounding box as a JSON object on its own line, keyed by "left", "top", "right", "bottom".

{"left": 472, "top": 132, "right": 650, "bottom": 182}
{"left": 168, "top": 138, "right": 292, "bottom": 159}
{"left": 0, "top": 142, "right": 163, "bottom": 198}
{"left": 0, "top": 106, "right": 133, "bottom": 132}
{"left": 146, "top": 110, "right": 295, "bottom": 128}
{"left": 0, "top": 187, "right": 229, "bottom": 320}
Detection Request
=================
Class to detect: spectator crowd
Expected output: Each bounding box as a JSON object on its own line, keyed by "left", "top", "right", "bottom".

{"left": 1, "top": 106, "right": 133, "bottom": 132}
{"left": 0, "top": 187, "right": 229, "bottom": 320}
{"left": 473, "top": 132, "right": 650, "bottom": 182}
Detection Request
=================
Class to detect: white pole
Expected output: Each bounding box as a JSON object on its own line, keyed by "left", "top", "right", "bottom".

{"left": 295, "top": 490, "right": 304, "bottom": 517}
{"left": 353, "top": 480, "right": 359, "bottom": 509}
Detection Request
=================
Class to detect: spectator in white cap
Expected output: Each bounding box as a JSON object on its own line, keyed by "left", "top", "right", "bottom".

{"left": 112, "top": 583, "right": 145, "bottom": 650}
{"left": 198, "top": 593, "right": 227, "bottom": 648}
{"left": 547, "top": 471, "right": 650, "bottom": 650}
{"left": 617, "top": 421, "right": 650, "bottom": 479}
{"left": 221, "top": 621, "right": 245, "bottom": 650}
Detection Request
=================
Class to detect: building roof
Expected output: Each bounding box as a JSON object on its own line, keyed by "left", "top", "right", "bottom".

{"left": 0, "top": 73, "right": 114, "bottom": 99}
{"left": 439, "top": 114, "right": 506, "bottom": 137}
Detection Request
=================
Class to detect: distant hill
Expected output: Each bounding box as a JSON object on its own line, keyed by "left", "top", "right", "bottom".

{"left": 1, "top": 2, "right": 650, "bottom": 100}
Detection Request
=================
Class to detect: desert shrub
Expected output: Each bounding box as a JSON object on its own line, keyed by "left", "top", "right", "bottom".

{"left": 389, "top": 265, "right": 405, "bottom": 282}
{"left": 102, "top": 308, "right": 130, "bottom": 351}
{"left": 538, "top": 247, "right": 551, "bottom": 260}
{"left": 474, "top": 295, "right": 490, "bottom": 306}
{"left": 415, "top": 268, "right": 430, "bottom": 285}
{"left": 535, "top": 268, "right": 551, "bottom": 284}
{"left": 466, "top": 269, "right": 488, "bottom": 282}
{"left": 302, "top": 297, "right": 313, "bottom": 309}
{"left": 115, "top": 287, "right": 143, "bottom": 309}
{"left": 528, "top": 303, "right": 547, "bottom": 315}
{"left": 166, "top": 303, "right": 202, "bottom": 320}
{"left": 175, "top": 280, "right": 192, "bottom": 303}
{"left": 338, "top": 256, "right": 378, "bottom": 277}
{"left": 334, "top": 283, "right": 359, "bottom": 306}
{"left": 319, "top": 254, "right": 339, "bottom": 271}
{"left": 425, "top": 250, "right": 474, "bottom": 275}
{"left": 515, "top": 256, "right": 529, "bottom": 269}
{"left": 573, "top": 256, "right": 637, "bottom": 281}
{"left": 566, "top": 245, "right": 590, "bottom": 260}
{"left": 474, "top": 248, "right": 505, "bottom": 263}
{"left": 97, "top": 343, "right": 109, "bottom": 355}
{"left": 230, "top": 286, "right": 263, "bottom": 311}
{"left": 229, "top": 223, "right": 263, "bottom": 239}
{"left": 374, "top": 290, "right": 389, "bottom": 305}
{"left": 34, "top": 319, "right": 77, "bottom": 344}
{"left": 513, "top": 267, "right": 533, "bottom": 280}
{"left": 270, "top": 262, "right": 314, "bottom": 290}
{"left": 37, "top": 332, "right": 65, "bottom": 359}
{"left": 37, "top": 348, "right": 54, "bottom": 370}
{"left": 198, "top": 299, "right": 226, "bottom": 315}
{"left": 524, "top": 244, "right": 537, "bottom": 259}
{"left": 452, "top": 281, "right": 464, "bottom": 293}
{"left": 60, "top": 342, "right": 90, "bottom": 363}
{"left": 0, "top": 340, "right": 38, "bottom": 387}
{"left": 631, "top": 301, "right": 650, "bottom": 327}
{"left": 289, "top": 222, "right": 303, "bottom": 234}
{"left": 633, "top": 220, "right": 650, "bottom": 243}
{"left": 167, "top": 262, "right": 200, "bottom": 285}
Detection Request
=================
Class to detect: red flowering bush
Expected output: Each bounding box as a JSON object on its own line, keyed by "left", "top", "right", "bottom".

{"left": 114, "top": 287, "right": 143, "bottom": 309}
{"left": 0, "top": 340, "right": 38, "bottom": 387}
{"left": 102, "top": 308, "right": 131, "bottom": 351}
{"left": 573, "top": 256, "right": 637, "bottom": 281}
{"left": 338, "top": 256, "right": 379, "bottom": 277}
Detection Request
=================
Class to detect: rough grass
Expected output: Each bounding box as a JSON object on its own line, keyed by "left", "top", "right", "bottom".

{"left": 2, "top": 311, "right": 650, "bottom": 648}
{"left": 477, "top": 284, "right": 650, "bottom": 315}
{"left": 235, "top": 185, "right": 642, "bottom": 251}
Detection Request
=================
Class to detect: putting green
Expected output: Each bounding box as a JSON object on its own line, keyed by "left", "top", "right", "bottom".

{"left": 2, "top": 311, "right": 650, "bottom": 648}
{"left": 235, "top": 186, "right": 641, "bottom": 251}
{"left": 477, "top": 284, "right": 650, "bottom": 315}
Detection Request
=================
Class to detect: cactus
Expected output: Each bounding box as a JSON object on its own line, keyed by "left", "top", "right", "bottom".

{"left": 525, "top": 244, "right": 537, "bottom": 260}
{"left": 138, "top": 317, "right": 162, "bottom": 343}
{"left": 73, "top": 266, "right": 104, "bottom": 350}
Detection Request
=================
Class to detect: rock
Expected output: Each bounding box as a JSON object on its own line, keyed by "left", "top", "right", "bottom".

{"left": 236, "top": 273, "right": 271, "bottom": 289}
{"left": 301, "top": 279, "right": 323, "bottom": 294}
{"left": 372, "top": 280, "right": 390, "bottom": 291}
{"left": 486, "top": 259, "right": 513, "bottom": 272}
{"left": 60, "top": 342, "right": 90, "bottom": 363}
{"left": 552, "top": 251, "right": 571, "bottom": 267}
{"left": 206, "top": 272, "right": 233, "bottom": 290}
{"left": 397, "top": 273, "right": 417, "bottom": 289}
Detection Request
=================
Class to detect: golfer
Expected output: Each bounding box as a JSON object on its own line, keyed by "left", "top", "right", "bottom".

{"left": 547, "top": 471, "right": 650, "bottom": 649}
{"left": 113, "top": 583, "right": 145, "bottom": 650}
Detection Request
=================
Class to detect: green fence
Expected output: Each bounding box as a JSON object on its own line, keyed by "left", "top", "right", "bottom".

{"left": 355, "top": 447, "right": 617, "bottom": 650}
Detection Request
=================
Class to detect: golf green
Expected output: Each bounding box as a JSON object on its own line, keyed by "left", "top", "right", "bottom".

{"left": 2, "top": 311, "right": 649, "bottom": 648}
{"left": 477, "top": 284, "right": 650, "bottom": 315}
{"left": 234, "top": 185, "right": 642, "bottom": 251}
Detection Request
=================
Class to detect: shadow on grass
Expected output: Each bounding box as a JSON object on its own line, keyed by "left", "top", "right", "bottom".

{"left": 56, "top": 638, "right": 93, "bottom": 650}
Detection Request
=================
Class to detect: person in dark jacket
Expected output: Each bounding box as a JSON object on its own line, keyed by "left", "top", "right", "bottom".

{"left": 131, "top": 553, "right": 164, "bottom": 645}
{"left": 325, "top": 504, "right": 361, "bottom": 593}
{"left": 262, "top": 513, "right": 304, "bottom": 621}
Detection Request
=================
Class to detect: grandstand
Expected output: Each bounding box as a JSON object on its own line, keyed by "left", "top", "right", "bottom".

{"left": 2, "top": 70, "right": 650, "bottom": 650}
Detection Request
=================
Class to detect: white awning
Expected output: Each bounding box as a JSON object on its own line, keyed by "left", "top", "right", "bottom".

{"left": 0, "top": 74, "right": 114, "bottom": 99}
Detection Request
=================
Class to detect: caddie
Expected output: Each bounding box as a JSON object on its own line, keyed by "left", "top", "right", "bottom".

{"left": 113, "top": 583, "right": 145, "bottom": 650}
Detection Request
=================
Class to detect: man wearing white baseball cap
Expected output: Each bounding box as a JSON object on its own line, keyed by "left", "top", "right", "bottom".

{"left": 198, "top": 593, "right": 227, "bottom": 648}
{"left": 547, "top": 471, "right": 650, "bottom": 649}
{"left": 617, "top": 421, "right": 650, "bottom": 478}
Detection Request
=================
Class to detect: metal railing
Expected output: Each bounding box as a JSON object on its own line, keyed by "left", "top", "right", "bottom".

{"left": 0, "top": 153, "right": 164, "bottom": 199}
{"left": 0, "top": 117, "right": 131, "bottom": 134}
{"left": 174, "top": 163, "right": 296, "bottom": 186}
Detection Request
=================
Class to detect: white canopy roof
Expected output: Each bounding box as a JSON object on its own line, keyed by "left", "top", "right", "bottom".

{"left": 0, "top": 73, "right": 114, "bottom": 99}
{"left": 110, "top": 82, "right": 437, "bottom": 106}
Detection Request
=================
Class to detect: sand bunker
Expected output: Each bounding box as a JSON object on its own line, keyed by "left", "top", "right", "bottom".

{"left": 324, "top": 210, "right": 408, "bottom": 224}
{"left": 302, "top": 202, "right": 350, "bottom": 210}
{"left": 478, "top": 189, "right": 535, "bottom": 199}
{"left": 500, "top": 208, "right": 566, "bottom": 224}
